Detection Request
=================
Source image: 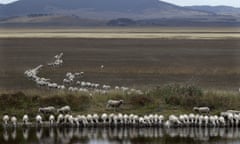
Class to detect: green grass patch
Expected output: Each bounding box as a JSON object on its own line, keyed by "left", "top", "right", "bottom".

{"left": 0, "top": 84, "right": 240, "bottom": 119}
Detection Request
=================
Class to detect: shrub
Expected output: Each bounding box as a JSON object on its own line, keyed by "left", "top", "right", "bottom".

{"left": 151, "top": 83, "right": 203, "bottom": 108}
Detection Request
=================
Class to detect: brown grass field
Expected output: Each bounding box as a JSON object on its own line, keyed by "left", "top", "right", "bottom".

{"left": 0, "top": 28, "right": 240, "bottom": 116}
{"left": 0, "top": 28, "right": 239, "bottom": 91}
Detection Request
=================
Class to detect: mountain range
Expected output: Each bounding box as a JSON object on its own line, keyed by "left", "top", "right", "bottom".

{"left": 0, "top": 0, "right": 239, "bottom": 27}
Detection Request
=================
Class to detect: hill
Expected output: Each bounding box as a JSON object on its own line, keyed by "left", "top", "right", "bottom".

{"left": 0, "top": 0, "right": 211, "bottom": 19}
{"left": 0, "top": 0, "right": 239, "bottom": 27}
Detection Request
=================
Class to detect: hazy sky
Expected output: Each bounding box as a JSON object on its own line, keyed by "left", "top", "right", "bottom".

{"left": 0, "top": 0, "right": 18, "bottom": 4}
{"left": 0, "top": 0, "right": 239, "bottom": 7}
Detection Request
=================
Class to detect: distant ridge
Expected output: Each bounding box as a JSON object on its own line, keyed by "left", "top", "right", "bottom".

{"left": 186, "top": 6, "right": 240, "bottom": 16}
{"left": 0, "top": 0, "right": 239, "bottom": 27}
{"left": 0, "top": 0, "right": 211, "bottom": 19}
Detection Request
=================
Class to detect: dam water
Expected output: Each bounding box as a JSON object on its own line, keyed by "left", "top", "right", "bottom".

{"left": 1, "top": 127, "right": 240, "bottom": 144}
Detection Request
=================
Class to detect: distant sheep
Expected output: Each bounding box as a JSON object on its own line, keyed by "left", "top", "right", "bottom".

{"left": 2, "top": 115, "right": 9, "bottom": 125}
{"left": 39, "top": 106, "right": 56, "bottom": 115}
{"left": 11, "top": 116, "right": 17, "bottom": 127}
{"left": 101, "top": 65, "right": 104, "bottom": 70}
{"left": 57, "top": 105, "right": 71, "bottom": 114}
{"left": 49, "top": 115, "right": 55, "bottom": 125}
{"left": 193, "top": 107, "right": 210, "bottom": 114}
{"left": 106, "top": 100, "right": 124, "bottom": 111}
{"left": 22, "top": 114, "right": 29, "bottom": 125}
{"left": 226, "top": 110, "right": 240, "bottom": 115}
{"left": 36, "top": 115, "right": 43, "bottom": 125}
{"left": 103, "top": 85, "right": 111, "bottom": 90}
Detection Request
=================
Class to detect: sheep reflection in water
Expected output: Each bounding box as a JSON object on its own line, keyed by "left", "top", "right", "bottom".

{"left": 3, "top": 127, "right": 240, "bottom": 142}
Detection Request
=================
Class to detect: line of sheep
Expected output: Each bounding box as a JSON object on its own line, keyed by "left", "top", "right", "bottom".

{"left": 24, "top": 52, "right": 143, "bottom": 95}
{"left": 47, "top": 52, "right": 64, "bottom": 67}
{"left": 2, "top": 105, "right": 240, "bottom": 128}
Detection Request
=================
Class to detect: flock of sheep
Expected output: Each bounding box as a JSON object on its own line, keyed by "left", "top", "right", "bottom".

{"left": 24, "top": 52, "right": 143, "bottom": 95}
{"left": 11, "top": 51, "right": 240, "bottom": 141}
{"left": 2, "top": 105, "right": 240, "bottom": 129}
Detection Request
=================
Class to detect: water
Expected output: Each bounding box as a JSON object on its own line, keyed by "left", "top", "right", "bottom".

{"left": 1, "top": 127, "right": 240, "bottom": 144}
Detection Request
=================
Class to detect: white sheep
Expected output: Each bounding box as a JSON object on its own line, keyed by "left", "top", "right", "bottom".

{"left": 108, "top": 113, "right": 115, "bottom": 124}
{"left": 58, "top": 85, "right": 65, "bottom": 90}
{"left": 189, "top": 113, "right": 195, "bottom": 124}
{"left": 36, "top": 115, "right": 43, "bottom": 125}
{"left": 81, "top": 81, "right": 87, "bottom": 87}
{"left": 106, "top": 100, "right": 124, "bottom": 111}
{"left": 67, "top": 115, "right": 74, "bottom": 126}
{"left": 234, "top": 114, "right": 240, "bottom": 127}
{"left": 115, "top": 86, "right": 120, "bottom": 90}
{"left": 133, "top": 115, "right": 139, "bottom": 125}
{"left": 94, "top": 83, "right": 100, "bottom": 89}
{"left": 36, "top": 80, "right": 48, "bottom": 87}
{"left": 169, "top": 115, "right": 181, "bottom": 127}
{"left": 57, "top": 105, "right": 71, "bottom": 114}
{"left": 81, "top": 115, "right": 88, "bottom": 127}
{"left": 128, "top": 114, "right": 134, "bottom": 123}
{"left": 48, "top": 53, "right": 63, "bottom": 67}
{"left": 218, "top": 116, "right": 226, "bottom": 126}
{"left": 118, "top": 113, "right": 124, "bottom": 125}
{"left": 123, "top": 114, "right": 129, "bottom": 125}
{"left": 203, "top": 115, "right": 209, "bottom": 127}
{"left": 39, "top": 106, "right": 56, "bottom": 115}
{"left": 226, "top": 110, "right": 240, "bottom": 115}
{"left": 139, "top": 117, "right": 146, "bottom": 127}
{"left": 158, "top": 115, "right": 164, "bottom": 126}
{"left": 101, "top": 113, "right": 108, "bottom": 124}
{"left": 71, "top": 87, "right": 78, "bottom": 92}
{"left": 24, "top": 65, "right": 43, "bottom": 78}
{"left": 22, "top": 114, "right": 29, "bottom": 126}
{"left": 179, "top": 115, "right": 186, "bottom": 125}
{"left": 87, "top": 114, "right": 94, "bottom": 125}
{"left": 57, "top": 114, "right": 64, "bottom": 124}
{"left": 103, "top": 85, "right": 111, "bottom": 90}
{"left": 121, "top": 87, "right": 129, "bottom": 92}
{"left": 209, "top": 116, "right": 216, "bottom": 127}
{"left": 93, "top": 114, "right": 99, "bottom": 124}
{"left": 76, "top": 81, "right": 81, "bottom": 85}
{"left": 11, "top": 116, "right": 17, "bottom": 127}
{"left": 74, "top": 72, "right": 84, "bottom": 77}
{"left": 49, "top": 115, "right": 55, "bottom": 125}
{"left": 164, "top": 120, "right": 171, "bottom": 128}
{"left": 63, "top": 78, "right": 72, "bottom": 84}
{"left": 193, "top": 107, "right": 210, "bottom": 114}
{"left": 47, "top": 83, "right": 58, "bottom": 89}
{"left": 101, "top": 65, "right": 104, "bottom": 70}
{"left": 73, "top": 117, "right": 79, "bottom": 126}
{"left": 3, "top": 115, "right": 9, "bottom": 125}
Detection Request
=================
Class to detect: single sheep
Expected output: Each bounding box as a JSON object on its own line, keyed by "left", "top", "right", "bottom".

{"left": 193, "top": 107, "right": 210, "bottom": 114}
{"left": 57, "top": 105, "right": 71, "bottom": 114}
{"left": 106, "top": 100, "right": 124, "bottom": 111}
{"left": 39, "top": 106, "right": 56, "bottom": 115}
